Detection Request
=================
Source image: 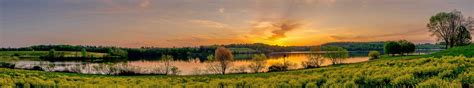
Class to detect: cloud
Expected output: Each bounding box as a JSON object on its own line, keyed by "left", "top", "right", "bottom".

{"left": 330, "top": 29, "right": 427, "bottom": 40}
{"left": 249, "top": 20, "right": 302, "bottom": 41}
{"left": 189, "top": 20, "right": 228, "bottom": 28}
{"left": 139, "top": 0, "right": 151, "bottom": 8}
{"left": 219, "top": 8, "right": 225, "bottom": 13}
{"left": 165, "top": 35, "right": 245, "bottom": 47}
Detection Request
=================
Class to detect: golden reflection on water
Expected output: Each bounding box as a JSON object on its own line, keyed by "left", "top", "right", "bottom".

{"left": 128, "top": 54, "right": 369, "bottom": 75}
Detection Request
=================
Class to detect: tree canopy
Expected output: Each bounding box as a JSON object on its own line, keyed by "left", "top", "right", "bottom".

{"left": 427, "top": 10, "right": 473, "bottom": 48}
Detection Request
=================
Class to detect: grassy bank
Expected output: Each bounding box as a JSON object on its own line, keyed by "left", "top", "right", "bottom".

{"left": 0, "top": 45, "right": 473, "bottom": 87}
{"left": 0, "top": 51, "right": 107, "bottom": 62}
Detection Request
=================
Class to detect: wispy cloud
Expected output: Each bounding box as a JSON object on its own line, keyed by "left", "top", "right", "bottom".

{"left": 140, "top": 0, "right": 151, "bottom": 8}
{"left": 330, "top": 29, "right": 427, "bottom": 41}
{"left": 189, "top": 20, "right": 229, "bottom": 29}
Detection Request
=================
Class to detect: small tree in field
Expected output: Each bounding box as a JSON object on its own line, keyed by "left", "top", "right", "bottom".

{"left": 214, "top": 47, "right": 233, "bottom": 74}
{"left": 398, "top": 40, "right": 416, "bottom": 55}
{"left": 384, "top": 41, "right": 401, "bottom": 56}
{"left": 161, "top": 55, "right": 174, "bottom": 75}
{"left": 368, "top": 51, "right": 380, "bottom": 60}
{"left": 248, "top": 54, "right": 267, "bottom": 73}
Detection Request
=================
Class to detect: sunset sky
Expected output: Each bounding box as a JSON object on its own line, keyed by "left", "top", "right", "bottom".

{"left": 1, "top": 0, "right": 473, "bottom": 48}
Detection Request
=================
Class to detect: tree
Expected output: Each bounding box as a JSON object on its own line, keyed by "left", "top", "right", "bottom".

{"left": 427, "top": 10, "right": 473, "bottom": 48}
{"left": 248, "top": 54, "right": 267, "bottom": 73}
{"left": 48, "top": 49, "right": 57, "bottom": 58}
{"left": 321, "top": 46, "right": 349, "bottom": 65}
{"left": 214, "top": 47, "right": 233, "bottom": 74}
{"left": 107, "top": 48, "right": 128, "bottom": 58}
{"left": 161, "top": 55, "right": 174, "bottom": 75}
{"left": 368, "top": 51, "right": 380, "bottom": 60}
{"left": 384, "top": 41, "right": 401, "bottom": 56}
{"left": 455, "top": 26, "right": 472, "bottom": 46}
{"left": 81, "top": 48, "right": 87, "bottom": 57}
{"left": 302, "top": 54, "right": 324, "bottom": 68}
{"left": 398, "top": 40, "right": 416, "bottom": 55}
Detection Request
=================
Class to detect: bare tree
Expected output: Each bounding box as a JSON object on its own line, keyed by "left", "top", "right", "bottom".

{"left": 161, "top": 55, "right": 174, "bottom": 75}
{"left": 302, "top": 54, "right": 324, "bottom": 68}
{"left": 248, "top": 54, "right": 267, "bottom": 73}
{"left": 427, "top": 10, "right": 473, "bottom": 48}
{"left": 214, "top": 47, "right": 234, "bottom": 74}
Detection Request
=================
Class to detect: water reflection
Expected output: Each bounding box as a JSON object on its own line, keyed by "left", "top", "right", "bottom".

{"left": 5, "top": 52, "right": 370, "bottom": 75}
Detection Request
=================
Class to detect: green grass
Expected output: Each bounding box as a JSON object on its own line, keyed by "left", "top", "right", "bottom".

{"left": 0, "top": 51, "right": 106, "bottom": 58}
{"left": 0, "top": 46, "right": 473, "bottom": 87}
{"left": 430, "top": 44, "right": 474, "bottom": 57}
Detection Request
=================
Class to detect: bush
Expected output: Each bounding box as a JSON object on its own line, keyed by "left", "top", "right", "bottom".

{"left": 390, "top": 74, "right": 418, "bottom": 86}
{"left": 268, "top": 64, "right": 289, "bottom": 72}
{"left": 368, "top": 51, "right": 380, "bottom": 60}
{"left": 417, "top": 78, "right": 457, "bottom": 87}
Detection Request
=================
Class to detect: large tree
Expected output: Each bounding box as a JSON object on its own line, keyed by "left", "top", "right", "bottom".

{"left": 214, "top": 47, "right": 234, "bottom": 74}
{"left": 427, "top": 10, "right": 473, "bottom": 48}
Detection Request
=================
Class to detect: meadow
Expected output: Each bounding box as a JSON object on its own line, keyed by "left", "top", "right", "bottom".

{"left": 0, "top": 45, "right": 472, "bottom": 87}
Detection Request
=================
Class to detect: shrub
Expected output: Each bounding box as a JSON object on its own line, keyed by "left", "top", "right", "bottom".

{"left": 169, "top": 66, "right": 180, "bottom": 75}
{"left": 368, "top": 51, "right": 380, "bottom": 60}
{"left": 390, "top": 74, "right": 418, "bottom": 86}
{"left": 417, "top": 78, "right": 457, "bottom": 87}
{"left": 268, "top": 64, "right": 289, "bottom": 72}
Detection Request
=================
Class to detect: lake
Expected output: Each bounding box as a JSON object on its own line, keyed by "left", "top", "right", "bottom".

{"left": 4, "top": 51, "right": 374, "bottom": 75}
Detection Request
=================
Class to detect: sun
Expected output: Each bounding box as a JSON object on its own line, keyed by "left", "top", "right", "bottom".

{"left": 266, "top": 38, "right": 289, "bottom": 46}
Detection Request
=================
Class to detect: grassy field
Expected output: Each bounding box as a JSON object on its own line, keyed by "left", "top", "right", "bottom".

{"left": 0, "top": 46, "right": 473, "bottom": 87}
{"left": 0, "top": 51, "right": 107, "bottom": 61}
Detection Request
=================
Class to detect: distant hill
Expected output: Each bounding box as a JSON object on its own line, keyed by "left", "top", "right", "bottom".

{"left": 321, "top": 42, "right": 445, "bottom": 51}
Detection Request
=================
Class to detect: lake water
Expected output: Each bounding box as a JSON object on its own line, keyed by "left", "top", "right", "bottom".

{"left": 5, "top": 52, "right": 372, "bottom": 75}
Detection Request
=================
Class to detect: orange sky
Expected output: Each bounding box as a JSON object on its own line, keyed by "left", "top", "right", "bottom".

{"left": 1, "top": 0, "right": 473, "bottom": 47}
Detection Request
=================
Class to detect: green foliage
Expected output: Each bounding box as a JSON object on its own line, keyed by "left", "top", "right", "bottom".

{"left": 321, "top": 41, "right": 386, "bottom": 51}
{"left": 48, "top": 49, "right": 57, "bottom": 58}
{"left": 384, "top": 40, "right": 416, "bottom": 56}
{"left": 384, "top": 41, "right": 401, "bottom": 55}
{"left": 206, "top": 55, "right": 214, "bottom": 61}
{"left": 107, "top": 48, "right": 128, "bottom": 58}
{"left": 427, "top": 10, "right": 473, "bottom": 48}
{"left": 398, "top": 40, "right": 416, "bottom": 55}
{"left": 368, "top": 51, "right": 380, "bottom": 60}
{"left": 81, "top": 48, "right": 87, "bottom": 57}
{"left": 430, "top": 44, "right": 474, "bottom": 57}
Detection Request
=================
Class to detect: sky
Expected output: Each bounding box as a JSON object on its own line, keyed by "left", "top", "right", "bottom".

{"left": 1, "top": 0, "right": 473, "bottom": 48}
